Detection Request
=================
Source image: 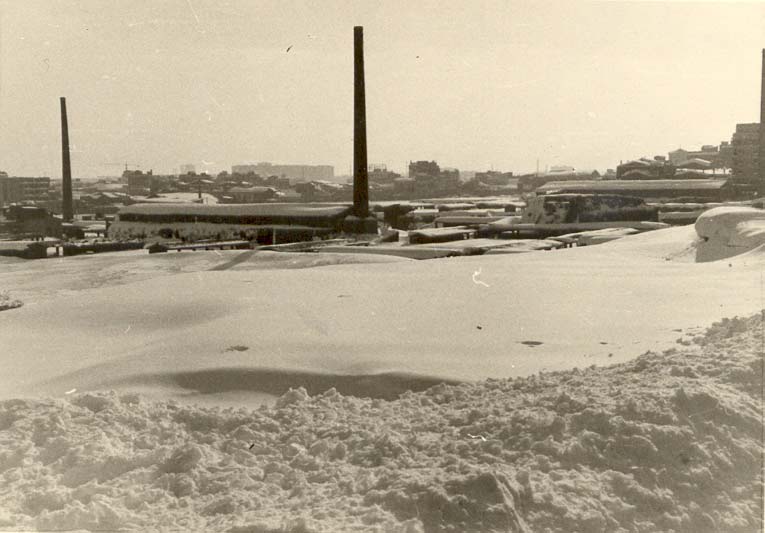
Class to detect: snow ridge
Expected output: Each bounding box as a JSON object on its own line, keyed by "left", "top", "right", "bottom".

{"left": 0, "top": 314, "right": 762, "bottom": 532}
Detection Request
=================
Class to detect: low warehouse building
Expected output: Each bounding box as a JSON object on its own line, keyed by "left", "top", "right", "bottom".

{"left": 536, "top": 179, "right": 731, "bottom": 202}
{"left": 108, "top": 203, "right": 353, "bottom": 243}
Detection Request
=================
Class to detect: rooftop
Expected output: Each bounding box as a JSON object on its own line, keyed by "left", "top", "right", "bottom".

{"left": 537, "top": 179, "right": 729, "bottom": 193}
{"left": 118, "top": 203, "right": 352, "bottom": 218}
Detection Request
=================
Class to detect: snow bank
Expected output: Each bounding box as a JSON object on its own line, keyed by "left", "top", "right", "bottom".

{"left": 694, "top": 206, "right": 765, "bottom": 262}
{"left": 1, "top": 313, "right": 762, "bottom": 532}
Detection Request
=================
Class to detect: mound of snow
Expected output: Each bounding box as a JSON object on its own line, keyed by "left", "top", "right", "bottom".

{"left": 694, "top": 206, "right": 765, "bottom": 262}
{"left": 0, "top": 313, "right": 762, "bottom": 532}
{"left": 588, "top": 225, "right": 700, "bottom": 262}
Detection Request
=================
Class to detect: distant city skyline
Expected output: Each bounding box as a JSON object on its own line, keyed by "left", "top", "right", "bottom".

{"left": 0, "top": 1, "right": 762, "bottom": 179}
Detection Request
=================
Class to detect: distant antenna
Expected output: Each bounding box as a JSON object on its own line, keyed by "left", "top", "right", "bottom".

{"left": 60, "top": 97, "right": 73, "bottom": 222}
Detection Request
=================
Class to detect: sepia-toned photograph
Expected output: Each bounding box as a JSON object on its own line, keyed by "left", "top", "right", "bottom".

{"left": 0, "top": 1, "right": 763, "bottom": 531}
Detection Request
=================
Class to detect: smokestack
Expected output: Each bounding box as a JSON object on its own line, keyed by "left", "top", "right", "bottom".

{"left": 759, "top": 48, "right": 765, "bottom": 195}
{"left": 60, "top": 97, "right": 73, "bottom": 222}
{"left": 353, "top": 26, "right": 369, "bottom": 218}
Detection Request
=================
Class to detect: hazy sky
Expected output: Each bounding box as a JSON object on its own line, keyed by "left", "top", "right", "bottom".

{"left": 0, "top": 1, "right": 763, "bottom": 179}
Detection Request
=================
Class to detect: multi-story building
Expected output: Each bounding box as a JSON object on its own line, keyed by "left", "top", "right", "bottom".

{"left": 125, "top": 170, "right": 154, "bottom": 196}
{"left": 232, "top": 162, "right": 334, "bottom": 182}
{"left": 730, "top": 123, "right": 760, "bottom": 185}
{"left": 0, "top": 176, "right": 51, "bottom": 206}
{"left": 368, "top": 165, "right": 401, "bottom": 185}
{"left": 408, "top": 160, "right": 441, "bottom": 178}
{"left": 408, "top": 160, "right": 460, "bottom": 197}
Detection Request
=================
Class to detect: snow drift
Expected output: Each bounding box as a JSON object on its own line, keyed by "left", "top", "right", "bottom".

{"left": 694, "top": 206, "right": 765, "bottom": 262}
{"left": 2, "top": 224, "right": 764, "bottom": 408}
{"left": 0, "top": 313, "right": 762, "bottom": 532}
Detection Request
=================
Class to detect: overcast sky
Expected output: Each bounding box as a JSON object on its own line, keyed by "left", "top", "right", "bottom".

{"left": 0, "top": 1, "right": 763, "bottom": 179}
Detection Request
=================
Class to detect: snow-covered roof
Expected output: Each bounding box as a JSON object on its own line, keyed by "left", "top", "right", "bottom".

{"left": 622, "top": 169, "right": 655, "bottom": 178}
{"left": 677, "top": 158, "right": 712, "bottom": 170}
{"left": 118, "top": 203, "right": 352, "bottom": 218}
{"left": 229, "top": 186, "right": 275, "bottom": 193}
{"left": 537, "top": 179, "right": 729, "bottom": 193}
{"left": 622, "top": 159, "right": 652, "bottom": 167}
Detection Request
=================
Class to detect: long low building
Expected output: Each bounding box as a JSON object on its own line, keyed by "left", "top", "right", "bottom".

{"left": 536, "top": 179, "right": 731, "bottom": 201}
{"left": 108, "top": 203, "right": 353, "bottom": 242}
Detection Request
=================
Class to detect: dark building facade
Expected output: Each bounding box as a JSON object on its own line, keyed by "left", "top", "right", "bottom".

{"left": 731, "top": 123, "right": 760, "bottom": 185}
{"left": 0, "top": 204, "right": 62, "bottom": 238}
{"left": 408, "top": 160, "right": 460, "bottom": 197}
{"left": 125, "top": 170, "right": 154, "bottom": 196}
{"left": 368, "top": 166, "right": 401, "bottom": 185}
{"left": 0, "top": 176, "right": 51, "bottom": 206}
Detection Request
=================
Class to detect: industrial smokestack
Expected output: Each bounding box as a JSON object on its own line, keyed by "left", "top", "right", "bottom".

{"left": 353, "top": 26, "right": 369, "bottom": 218}
{"left": 60, "top": 97, "right": 73, "bottom": 222}
{"left": 759, "top": 48, "right": 765, "bottom": 194}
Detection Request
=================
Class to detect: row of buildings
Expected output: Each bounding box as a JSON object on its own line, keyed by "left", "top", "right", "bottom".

{"left": 615, "top": 123, "right": 760, "bottom": 185}
{"left": 693, "top": 122, "right": 760, "bottom": 187}
{"left": 231, "top": 162, "right": 334, "bottom": 182}
{"left": 1, "top": 119, "right": 762, "bottom": 217}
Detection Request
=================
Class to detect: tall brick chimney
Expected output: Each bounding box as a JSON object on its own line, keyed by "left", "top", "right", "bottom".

{"left": 353, "top": 26, "right": 369, "bottom": 218}
{"left": 343, "top": 26, "right": 377, "bottom": 234}
{"left": 759, "top": 48, "right": 765, "bottom": 195}
{"left": 60, "top": 97, "right": 73, "bottom": 222}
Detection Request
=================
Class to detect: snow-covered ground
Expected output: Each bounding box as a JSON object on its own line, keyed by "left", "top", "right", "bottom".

{"left": 0, "top": 216, "right": 763, "bottom": 407}
{"left": 0, "top": 207, "right": 763, "bottom": 531}
{"left": 0, "top": 313, "right": 761, "bottom": 532}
